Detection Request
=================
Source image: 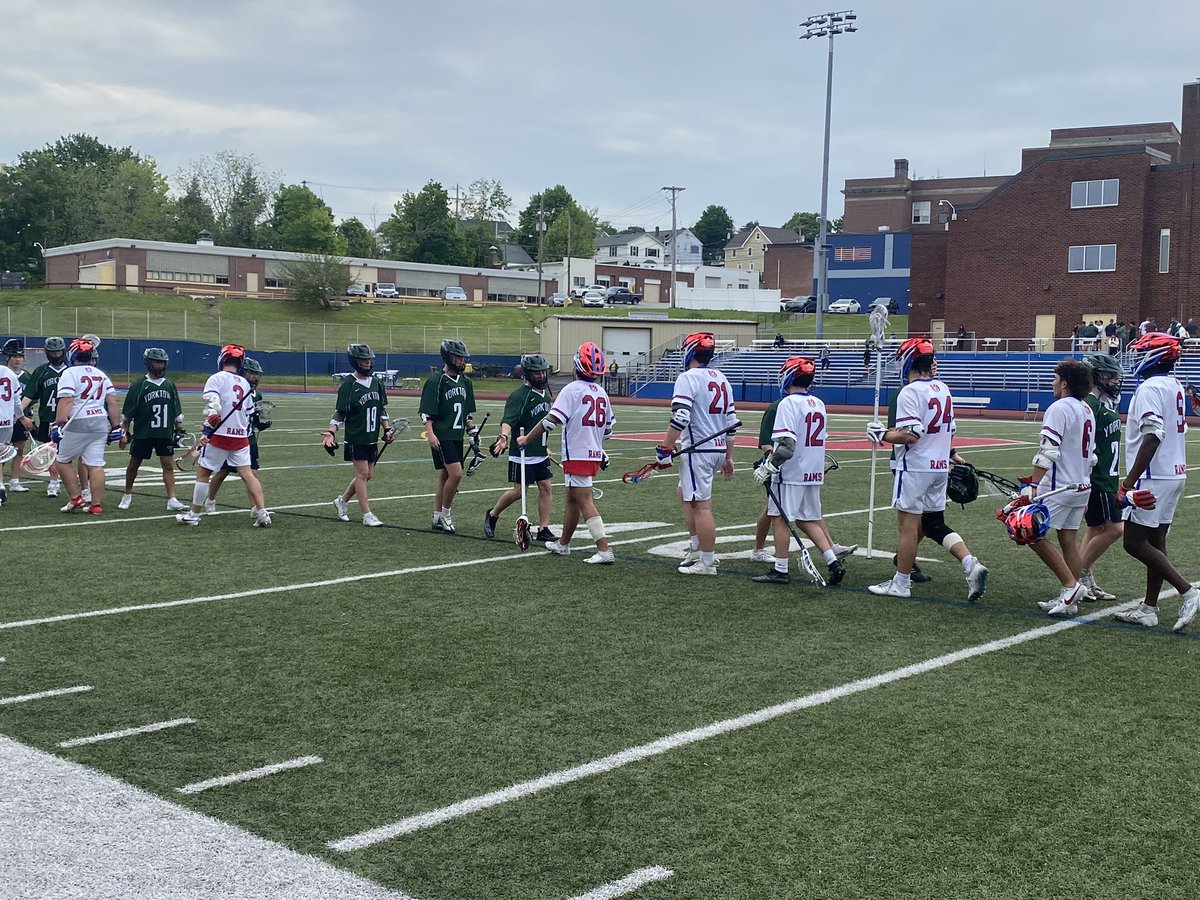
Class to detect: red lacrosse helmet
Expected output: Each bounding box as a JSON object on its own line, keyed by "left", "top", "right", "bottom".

{"left": 218, "top": 343, "right": 246, "bottom": 371}
{"left": 896, "top": 336, "right": 935, "bottom": 379}
{"left": 574, "top": 341, "right": 605, "bottom": 379}
{"left": 779, "top": 356, "right": 816, "bottom": 393}
{"left": 1127, "top": 332, "right": 1181, "bottom": 377}
{"left": 1003, "top": 502, "right": 1050, "bottom": 545}
{"left": 681, "top": 332, "right": 716, "bottom": 368}
{"left": 67, "top": 338, "right": 96, "bottom": 366}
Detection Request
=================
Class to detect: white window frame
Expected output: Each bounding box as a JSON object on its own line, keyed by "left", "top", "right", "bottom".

{"left": 1070, "top": 179, "right": 1119, "bottom": 209}
{"left": 911, "top": 201, "right": 931, "bottom": 225}
{"left": 1159, "top": 229, "right": 1170, "bottom": 274}
{"left": 608, "top": 246, "right": 617, "bottom": 257}
{"left": 1067, "top": 244, "right": 1117, "bottom": 273}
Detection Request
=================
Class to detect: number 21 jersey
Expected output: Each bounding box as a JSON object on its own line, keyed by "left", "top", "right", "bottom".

{"left": 671, "top": 366, "right": 736, "bottom": 453}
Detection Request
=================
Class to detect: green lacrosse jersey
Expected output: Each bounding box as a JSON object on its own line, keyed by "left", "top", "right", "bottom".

{"left": 122, "top": 376, "right": 183, "bottom": 440}
{"left": 502, "top": 384, "right": 553, "bottom": 457}
{"left": 23, "top": 363, "right": 66, "bottom": 422}
{"left": 336, "top": 375, "right": 388, "bottom": 444}
{"left": 249, "top": 389, "right": 265, "bottom": 449}
{"left": 419, "top": 371, "right": 475, "bottom": 441}
{"left": 758, "top": 399, "right": 780, "bottom": 449}
{"left": 1086, "top": 393, "right": 1120, "bottom": 492}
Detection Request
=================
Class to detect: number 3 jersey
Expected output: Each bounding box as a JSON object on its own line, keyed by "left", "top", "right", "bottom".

{"left": 203, "top": 370, "right": 253, "bottom": 450}
{"left": 1127, "top": 373, "right": 1188, "bottom": 481}
{"left": 772, "top": 391, "right": 828, "bottom": 485}
{"left": 548, "top": 379, "right": 613, "bottom": 463}
{"left": 56, "top": 364, "right": 115, "bottom": 433}
{"left": 671, "top": 366, "right": 736, "bottom": 453}
{"left": 894, "top": 378, "right": 954, "bottom": 473}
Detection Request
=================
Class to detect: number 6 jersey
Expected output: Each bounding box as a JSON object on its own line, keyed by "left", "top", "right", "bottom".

{"left": 894, "top": 377, "right": 955, "bottom": 473}
{"left": 671, "top": 366, "right": 736, "bottom": 453}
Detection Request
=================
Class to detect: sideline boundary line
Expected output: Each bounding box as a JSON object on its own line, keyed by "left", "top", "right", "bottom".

{"left": 568, "top": 866, "right": 674, "bottom": 899}
{"left": 177, "top": 755, "right": 323, "bottom": 795}
{"left": 0, "top": 685, "right": 93, "bottom": 706}
{"left": 58, "top": 718, "right": 197, "bottom": 749}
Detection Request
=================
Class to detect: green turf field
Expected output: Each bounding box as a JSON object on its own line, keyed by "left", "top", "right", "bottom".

{"left": 1, "top": 390, "right": 1197, "bottom": 899}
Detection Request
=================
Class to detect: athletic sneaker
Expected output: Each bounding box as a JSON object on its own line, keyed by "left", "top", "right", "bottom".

{"left": 0, "top": 485, "right": 6, "bottom": 507}
{"left": 586, "top": 550, "right": 616, "bottom": 565}
{"left": 362, "top": 512, "right": 383, "bottom": 527}
{"left": 1173, "top": 587, "right": 1200, "bottom": 633}
{"left": 81, "top": 488, "right": 92, "bottom": 503}
{"left": 166, "top": 498, "right": 188, "bottom": 512}
{"left": 832, "top": 543, "right": 858, "bottom": 561}
{"left": 483, "top": 509, "right": 497, "bottom": 539}
{"left": 118, "top": 494, "right": 133, "bottom": 510}
{"left": 252, "top": 510, "right": 272, "bottom": 528}
{"left": 204, "top": 499, "right": 217, "bottom": 515}
{"left": 827, "top": 559, "right": 846, "bottom": 586}
{"left": 46, "top": 480, "right": 60, "bottom": 498}
{"left": 333, "top": 496, "right": 350, "bottom": 522}
{"left": 545, "top": 540, "right": 571, "bottom": 556}
{"left": 440, "top": 514, "right": 455, "bottom": 535}
{"left": 176, "top": 511, "right": 201, "bottom": 526}
{"left": 8, "top": 479, "right": 28, "bottom": 492}
{"left": 1046, "top": 583, "right": 1085, "bottom": 617}
{"left": 966, "top": 560, "right": 989, "bottom": 603}
{"left": 751, "top": 569, "right": 791, "bottom": 585}
{"left": 681, "top": 548, "right": 701, "bottom": 566}
{"left": 87, "top": 503, "right": 103, "bottom": 516}
{"left": 60, "top": 496, "right": 87, "bottom": 513}
{"left": 678, "top": 561, "right": 718, "bottom": 575}
{"left": 535, "top": 527, "right": 558, "bottom": 543}
{"left": 1080, "top": 569, "right": 1117, "bottom": 602}
{"left": 750, "top": 548, "right": 775, "bottom": 563}
{"left": 868, "top": 577, "right": 911, "bottom": 598}
{"left": 1116, "top": 603, "right": 1159, "bottom": 628}
{"left": 431, "top": 516, "right": 445, "bottom": 532}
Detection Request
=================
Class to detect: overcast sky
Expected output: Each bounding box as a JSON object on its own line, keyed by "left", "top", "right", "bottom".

{"left": 2, "top": 0, "right": 1198, "bottom": 235}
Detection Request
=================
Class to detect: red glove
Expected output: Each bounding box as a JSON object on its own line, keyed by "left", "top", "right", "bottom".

{"left": 1118, "top": 487, "right": 1156, "bottom": 510}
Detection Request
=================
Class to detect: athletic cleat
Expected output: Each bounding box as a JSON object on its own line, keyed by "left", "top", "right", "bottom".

{"left": 333, "top": 496, "right": 350, "bottom": 522}
{"left": 585, "top": 550, "right": 616, "bottom": 565}
{"left": 46, "top": 481, "right": 60, "bottom": 498}
{"left": 0, "top": 485, "right": 6, "bottom": 507}
{"left": 678, "top": 561, "right": 718, "bottom": 575}
{"left": 8, "top": 480, "right": 28, "bottom": 492}
{"left": 1086, "top": 583, "right": 1117, "bottom": 602}
{"left": 362, "top": 512, "right": 384, "bottom": 527}
{"left": 1116, "top": 604, "right": 1159, "bottom": 628}
{"left": 535, "top": 527, "right": 558, "bottom": 543}
{"left": 681, "top": 548, "right": 701, "bottom": 566}
{"left": 966, "top": 560, "right": 989, "bottom": 602}
{"left": 252, "top": 510, "right": 272, "bottom": 528}
{"left": 81, "top": 488, "right": 92, "bottom": 503}
{"left": 203, "top": 499, "right": 217, "bottom": 514}
{"left": 440, "top": 514, "right": 455, "bottom": 535}
{"left": 868, "top": 577, "right": 912, "bottom": 598}
{"left": 60, "top": 496, "right": 87, "bottom": 513}
{"left": 166, "top": 497, "right": 188, "bottom": 511}
{"left": 1173, "top": 588, "right": 1199, "bottom": 633}
{"left": 431, "top": 516, "right": 445, "bottom": 532}
{"left": 832, "top": 543, "right": 858, "bottom": 561}
{"left": 483, "top": 509, "right": 497, "bottom": 539}
{"left": 827, "top": 559, "right": 846, "bottom": 585}
{"left": 1046, "top": 584, "right": 1085, "bottom": 616}
{"left": 87, "top": 503, "right": 103, "bottom": 516}
{"left": 545, "top": 541, "right": 571, "bottom": 556}
{"left": 750, "top": 548, "right": 775, "bottom": 563}
{"left": 176, "top": 512, "right": 201, "bottom": 526}
{"left": 751, "top": 569, "right": 791, "bottom": 585}
{"left": 118, "top": 494, "right": 133, "bottom": 510}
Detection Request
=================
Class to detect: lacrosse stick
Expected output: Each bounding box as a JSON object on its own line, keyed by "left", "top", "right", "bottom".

{"left": 623, "top": 421, "right": 742, "bottom": 484}
{"left": 996, "top": 482, "right": 1091, "bottom": 518}
{"left": 864, "top": 305, "right": 889, "bottom": 558}
{"left": 514, "top": 428, "right": 531, "bottom": 550}
{"left": 824, "top": 454, "right": 840, "bottom": 474}
{"left": 464, "top": 411, "right": 491, "bottom": 476}
{"left": 20, "top": 434, "right": 58, "bottom": 476}
{"left": 175, "top": 385, "right": 255, "bottom": 472}
{"left": 547, "top": 453, "right": 603, "bottom": 499}
{"left": 0, "top": 443, "right": 16, "bottom": 465}
{"left": 974, "top": 467, "right": 1021, "bottom": 497}
{"left": 255, "top": 399, "right": 276, "bottom": 428}
{"left": 763, "top": 476, "right": 825, "bottom": 586}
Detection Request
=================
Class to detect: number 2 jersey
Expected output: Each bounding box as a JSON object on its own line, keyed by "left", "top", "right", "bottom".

{"left": 122, "top": 376, "right": 183, "bottom": 440}
{"left": 56, "top": 364, "right": 115, "bottom": 433}
{"left": 671, "top": 366, "right": 736, "bottom": 454}
{"left": 771, "top": 390, "right": 828, "bottom": 485}
{"left": 1127, "top": 373, "right": 1187, "bottom": 481}
{"left": 1037, "top": 396, "right": 1095, "bottom": 492}
{"left": 336, "top": 374, "right": 389, "bottom": 445}
{"left": 547, "top": 379, "right": 613, "bottom": 465}
{"left": 893, "top": 378, "right": 954, "bottom": 473}
{"left": 203, "top": 370, "right": 253, "bottom": 451}
{"left": 419, "top": 372, "right": 476, "bottom": 442}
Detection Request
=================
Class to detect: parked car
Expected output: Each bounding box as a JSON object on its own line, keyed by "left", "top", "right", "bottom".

{"left": 375, "top": 283, "right": 399, "bottom": 298}
{"left": 869, "top": 297, "right": 899, "bottom": 313}
{"left": 782, "top": 295, "right": 818, "bottom": 313}
{"left": 568, "top": 286, "right": 592, "bottom": 299}
{"left": 549, "top": 292, "right": 569, "bottom": 307}
{"left": 829, "top": 298, "right": 861, "bottom": 314}
{"left": 345, "top": 283, "right": 367, "bottom": 297}
{"left": 443, "top": 286, "right": 467, "bottom": 301}
{"left": 604, "top": 286, "right": 642, "bottom": 305}
{"left": 581, "top": 290, "right": 606, "bottom": 308}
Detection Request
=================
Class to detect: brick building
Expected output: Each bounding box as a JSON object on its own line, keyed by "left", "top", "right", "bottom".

{"left": 761, "top": 241, "right": 815, "bottom": 298}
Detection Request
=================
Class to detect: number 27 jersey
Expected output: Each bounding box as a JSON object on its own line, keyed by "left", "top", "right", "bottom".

{"left": 672, "top": 367, "right": 736, "bottom": 452}
{"left": 894, "top": 378, "right": 954, "bottom": 472}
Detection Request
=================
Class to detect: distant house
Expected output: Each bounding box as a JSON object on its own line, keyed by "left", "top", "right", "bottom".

{"left": 654, "top": 227, "right": 703, "bottom": 267}
{"left": 494, "top": 243, "right": 533, "bottom": 267}
{"left": 593, "top": 231, "right": 667, "bottom": 267}
{"left": 722, "top": 225, "right": 803, "bottom": 275}
{"left": 462, "top": 218, "right": 514, "bottom": 241}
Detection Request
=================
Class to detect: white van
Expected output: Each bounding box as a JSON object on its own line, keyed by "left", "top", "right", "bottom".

{"left": 375, "top": 283, "right": 399, "bottom": 298}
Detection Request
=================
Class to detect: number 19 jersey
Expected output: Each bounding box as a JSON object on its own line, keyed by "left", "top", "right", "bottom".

{"left": 894, "top": 378, "right": 954, "bottom": 473}
{"left": 671, "top": 366, "right": 736, "bottom": 453}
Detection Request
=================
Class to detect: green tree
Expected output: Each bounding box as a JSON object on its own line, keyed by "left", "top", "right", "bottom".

{"left": 96, "top": 157, "right": 173, "bottom": 240}
{"left": 276, "top": 253, "right": 352, "bottom": 309}
{"left": 461, "top": 221, "right": 498, "bottom": 268}
{"left": 378, "top": 181, "right": 468, "bottom": 265}
{"left": 225, "top": 172, "right": 269, "bottom": 248}
{"left": 543, "top": 201, "right": 600, "bottom": 260}
{"left": 336, "top": 218, "right": 380, "bottom": 258}
{"left": 463, "top": 178, "right": 512, "bottom": 224}
{"left": 514, "top": 185, "right": 576, "bottom": 257}
{"left": 263, "top": 183, "right": 344, "bottom": 254}
{"left": 173, "top": 151, "right": 279, "bottom": 246}
{"left": 692, "top": 205, "right": 734, "bottom": 263}
{"left": 782, "top": 211, "right": 841, "bottom": 242}
{"left": 167, "top": 177, "right": 216, "bottom": 244}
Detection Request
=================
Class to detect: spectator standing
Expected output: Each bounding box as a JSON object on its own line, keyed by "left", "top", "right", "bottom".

{"left": 957, "top": 325, "right": 967, "bottom": 351}
{"left": 1071, "top": 322, "right": 1082, "bottom": 352}
{"left": 1187, "top": 318, "right": 1198, "bottom": 338}
{"left": 1126, "top": 321, "right": 1138, "bottom": 349}
{"left": 819, "top": 345, "right": 831, "bottom": 373}
{"left": 1105, "top": 319, "right": 1118, "bottom": 340}
{"left": 1116, "top": 321, "right": 1128, "bottom": 351}
{"left": 862, "top": 339, "right": 872, "bottom": 374}
{"left": 1139, "top": 317, "right": 1152, "bottom": 336}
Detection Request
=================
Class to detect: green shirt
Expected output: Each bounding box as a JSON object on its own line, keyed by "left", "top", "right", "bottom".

{"left": 336, "top": 376, "right": 388, "bottom": 445}
{"left": 758, "top": 399, "right": 780, "bottom": 449}
{"left": 23, "top": 363, "right": 66, "bottom": 423}
{"left": 249, "top": 389, "right": 264, "bottom": 449}
{"left": 419, "top": 371, "right": 475, "bottom": 441}
{"left": 122, "top": 376, "right": 183, "bottom": 440}
{"left": 1085, "top": 393, "right": 1120, "bottom": 492}
{"left": 502, "top": 384, "right": 553, "bottom": 458}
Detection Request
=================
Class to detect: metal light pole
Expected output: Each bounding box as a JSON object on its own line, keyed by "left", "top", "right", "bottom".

{"left": 801, "top": 10, "right": 857, "bottom": 339}
{"left": 662, "top": 186, "right": 685, "bottom": 307}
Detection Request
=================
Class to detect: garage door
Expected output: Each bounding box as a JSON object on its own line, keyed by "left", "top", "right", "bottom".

{"left": 601, "top": 327, "right": 651, "bottom": 373}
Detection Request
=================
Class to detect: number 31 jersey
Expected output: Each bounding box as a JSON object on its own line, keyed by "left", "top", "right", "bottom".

{"left": 894, "top": 378, "right": 954, "bottom": 473}
{"left": 671, "top": 366, "right": 736, "bottom": 453}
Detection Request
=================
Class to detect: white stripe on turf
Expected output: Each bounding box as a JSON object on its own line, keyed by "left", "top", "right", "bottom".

{"left": 568, "top": 866, "right": 675, "bottom": 899}
{"left": 176, "top": 755, "right": 323, "bottom": 795}
{"left": 328, "top": 600, "right": 1140, "bottom": 852}
{"left": 58, "top": 717, "right": 197, "bottom": 749}
{"left": 0, "top": 685, "right": 92, "bottom": 706}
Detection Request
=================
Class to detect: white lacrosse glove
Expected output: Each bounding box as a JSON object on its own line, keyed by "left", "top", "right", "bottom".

{"left": 753, "top": 458, "right": 779, "bottom": 485}
{"left": 866, "top": 421, "right": 887, "bottom": 447}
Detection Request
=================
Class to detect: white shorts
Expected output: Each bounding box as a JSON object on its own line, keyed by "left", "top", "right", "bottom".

{"left": 56, "top": 430, "right": 107, "bottom": 467}
{"left": 678, "top": 452, "right": 723, "bottom": 502}
{"left": 1041, "top": 491, "right": 1088, "bottom": 531}
{"left": 564, "top": 472, "right": 594, "bottom": 488}
{"left": 892, "top": 471, "right": 947, "bottom": 514}
{"left": 767, "top": 482, "right": 823, "bottom": 522}
{"left": 199, "top": 443, "right": 252, "bottom": 472}
{"left": 1124, "top": 479, "right": 1185, "bottom": 527}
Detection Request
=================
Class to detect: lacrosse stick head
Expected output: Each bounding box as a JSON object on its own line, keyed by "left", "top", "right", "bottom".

{"left": 824, "top": 454, "right": 840, "bottom": 474}
{"left": 465, "top": 454, "right": 484, "bottom": 476}
{"left": 255, "top": 399, "right": 275, "bottom": 427}
{"left": 799, "top": 547, "right": 827, "bottom": 586}
{"left": 0, "top": 443, "right": 16, "bottom": 465}
{"left": 869, "top": 305, "right": 889, "bottom": 346}
{"left": 514, "top": 516, "right": 531, "bottom": 551}
{"left": 174, "top": 431, "right": 197, "bottom": 450}
{"left": 174, "top": 449, "right": 200, "bottom": 472}
{"left": 393, "top": 417, "right": 410, "bottom": 433}
{"left": 21, "top": 441, "right": 58, "bottom": 475}
{"left": 622, "top": 462, "right": 659, "bottom": 485}
{"left": 592, "top": 487, "right": 604, "bottom": 500}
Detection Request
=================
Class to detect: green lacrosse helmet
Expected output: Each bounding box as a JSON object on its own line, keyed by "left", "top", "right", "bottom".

{"left": 440, "top": 339, "right": 469, "bottom": 373}
{"left": 242, "top": 357, "right": 264, "bottom": 375}
{"left": 520, "top": 353, "right": 550, "bottom": 386}
{"left": 1082, "top": 352, "right": 1122, "bottom": 401}
{"left": 143, "top": 347, "right": 169, "bottom": 373}
{"left": 347, "top": 343, "right": 374, "bottom": 374}
{"left": 44, "top": 335, "right": 66, "bottom": 363}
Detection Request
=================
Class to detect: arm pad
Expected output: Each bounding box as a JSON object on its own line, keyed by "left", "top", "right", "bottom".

{"left": 1137, "top": 413, "right": 1166, "bottom": 442}
{"left": 668, "top": 403, "right": 691, "bottom": 432}
{"left": 905, "top": 421, "right": 925, "bottom": 440}
{"left": 770, "top": 436, "right": 796, "bottom": 465}
{"left": 202, "top": 394, "right": 221, "bottom": 418}
{"left": 540, "top": 413, "right": 560, "bottom": 433}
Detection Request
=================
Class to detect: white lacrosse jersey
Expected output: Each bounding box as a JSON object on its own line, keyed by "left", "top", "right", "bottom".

{"left": 893, "top": 378, "right": 955, "bottom": 473}
{"left": 203, "top": 370, "right": 254, "bottom": 450}
{"left": 56, "top": 364, "right": 115, "bottom": 433}
{"left": 1037, "top": 396, "right": 1095, "bottom": 492}
{"left": 0, "top": 364, "right": 22, "bottom": 429}
{"left": 1127, "top": 374, "right": 1188, "bottom": 480}
{"left": 548, "top": 379, "right": 613, "bottom": 464}
{"left": 671, "top": 366, "right": 737, "bottom": 453}
{"left": 772, "top": 390, "right": 827, "bottom": 485}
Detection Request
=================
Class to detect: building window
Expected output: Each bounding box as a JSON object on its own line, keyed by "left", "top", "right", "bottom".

{"left": 264, "top": 277, "right": 288, "bottom": 288}
{"left": 730, "top": 249, "right": 737, "bottom": 257}
{"left": 690, "top": 244, "right": 699, "bottom": 254}
{"left": 608, "top": 246, "right": 617, "bottom": 257}
{"left": 1070, "top": 179, "right": 1119, "bottom": 208}
{"left": 215, "top": 275, "right": 229, "bottom": 285}
{"left": 630, "top": 246, "right": 639, "bottom": 256}
{"left": 911, "top": 201, "right": 931, "bottom": 225}
{"left": 749, "top": 263, "right": 755, "bottom": 272}
{"left": 1067, "top": 244, "right": 1117, "bottom": 272}
{"left": 646, "top": 247, "right": 658, "bottom": 257}
{"left": 1160, "top": 229, "right": 1170, "bottom": 274}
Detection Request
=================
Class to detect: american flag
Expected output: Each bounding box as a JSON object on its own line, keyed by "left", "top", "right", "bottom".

{"left": 834, "top": 246, "right": 872, "bottom": 261}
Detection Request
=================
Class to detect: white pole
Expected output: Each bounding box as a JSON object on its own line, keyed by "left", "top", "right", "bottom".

{"left": 865, "top": 305, "right": 889, "bottom": 558}
{"left": 184, "top": 309, "right": 188, "bottom": 341}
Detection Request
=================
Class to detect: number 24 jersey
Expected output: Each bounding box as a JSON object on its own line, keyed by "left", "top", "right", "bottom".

{"left": 894, "top": 378, "right": 954, "bottom": 472}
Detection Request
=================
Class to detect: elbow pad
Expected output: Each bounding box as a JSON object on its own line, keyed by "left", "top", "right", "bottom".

{"left": 905, "top": 421, "right": 925, "bottom": 440}
{"left": 1033, "top": 435, "right": 1061, "bottom": 470}
{"left": 668, "top": 403, "right": 691, "bottom": 432}
{"left": 771, "top": 436, "right": 796, "bottom": 465}
{"left": 541, "top": 414, "right": 560, "bottom": 433}
{"left": 202, "top": 394, "right": 221, "bottom": 418}
{"left": 1138, "top": 413, "right": 1166, "bottom": 442}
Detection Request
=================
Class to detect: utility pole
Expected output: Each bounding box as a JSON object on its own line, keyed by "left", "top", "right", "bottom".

{"left": 536, "top": 194, "right": 546, "bottom": 306}
{"left": 661, "top": 186, "right": 685, "bottom": 307}
{"left": 566, "top": 208, "right": 573, "bottom": 297}
{"left": 451, "top": 183, "right": 462, "bottom": 230}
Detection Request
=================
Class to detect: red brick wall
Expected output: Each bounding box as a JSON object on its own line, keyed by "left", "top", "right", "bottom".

{"left": 909, "top": 233, "right": 948, "bottom": 333}
{"left": 762, "top": 244, "right": 814, "bottom": 296}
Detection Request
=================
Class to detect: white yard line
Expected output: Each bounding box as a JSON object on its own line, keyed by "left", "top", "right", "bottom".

{"left": 0, "top": 685, "right": 93, "bottom": 706}
{"left": 58, "top": 717, "right": 197, "bottom": 749}
{"left": 328, "top": 601, "right": 1138, "bottom": 852}
{"left": 176, "top": 755, "right": 323, "bottom": 795}
{"left": 568, "top": 866, "right": 674, "bottom": 899}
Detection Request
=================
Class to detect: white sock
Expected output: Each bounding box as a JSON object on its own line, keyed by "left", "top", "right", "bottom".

{"left": 433, "top": 510, "right": 441, "bottom": 521}
{"left": 689, "top": 535, "right": 700, "bottom": 551}
{"left": 700, "top": 551, "right": 715, "bottom": 566}
{"left": 962, "top": 554, "right": 976, "bottom": 573}
{"left": 895, "top": 572, "right": 912, "bottom": 589}
{"left": 774, "top": 558, "right": 788, "bottom": 573}
{"left": 822, "top": 549, "right": 837, "bottom": 564}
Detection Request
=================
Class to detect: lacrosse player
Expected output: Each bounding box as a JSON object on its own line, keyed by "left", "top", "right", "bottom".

{"left": 867, "top": 338, "right": 988, "bottom": 601}
{"left": 53, "top": 338, "right": 120, "bottom": 515}
{"left": 21, "top": 335, "right": 69, "bottom": 497}
{"left": 1114, "top": 333, "right": 1199, "bottom": 630}
{"left": 752, "top": 357, "right": 846, "bottom": 585}
{"left": 484, "top": 353, "right": 556, "bottom": 542}
{"left": 116, "top": 348, "right": 187, "bottom": 511}
{"left": 518, "top": 341, "right": 614, "bottom": 564}
{"left": 419, "top": 339, "right": 476, "bottom": 535}
{"left": 206, "top": 356, "right": 271, "bottom": 512}
{"left": 324, "top": 345, "right": 394, "bottom": 527}
{"left": 1077, "top": 353, "right": 1125, "bottom": 602}
{"left": 2, "top": 339, "right": 30, "bottom": 494}
{"left": 0, "top": 353, "right": 34, "bottom": 508}
{"left": 176, "top": 344, "right": 270, "bottom": 527}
